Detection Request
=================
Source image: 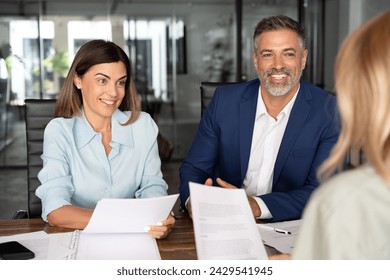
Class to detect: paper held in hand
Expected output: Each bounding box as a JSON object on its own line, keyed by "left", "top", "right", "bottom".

{"left": 84, "top": 194, "right": 179, "bottom": 233}
{"left": 189, "top": 182, "right": 267, "bottom": 260}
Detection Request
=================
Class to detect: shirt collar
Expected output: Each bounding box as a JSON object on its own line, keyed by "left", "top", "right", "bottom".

{"left": 74, "top": 109, "right": 134, "bottom": 149}
{"left": 256, "top": 84, "right": 300, "bottom": 121}
{"left": 111, "top": 110, "right": 134, "bottom": 148}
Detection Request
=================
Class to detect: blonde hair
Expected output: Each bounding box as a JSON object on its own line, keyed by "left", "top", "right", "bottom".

{"left": 319, "top": 11, "right": 390, "bottom": 185}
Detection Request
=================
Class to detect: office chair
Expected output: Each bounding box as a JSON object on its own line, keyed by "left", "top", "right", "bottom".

{"left": 176, "top": 81, "right": 238, "bottom": 214}
{"left": 13, "top": 99, "right": 57, "bottom": 219}
{"left": 200, "top": 81, "right": 239, "bottom": 116}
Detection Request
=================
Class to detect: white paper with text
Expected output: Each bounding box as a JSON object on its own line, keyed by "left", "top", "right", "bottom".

{"left": 189, "top": 182, "right": 267, "bottom": 260}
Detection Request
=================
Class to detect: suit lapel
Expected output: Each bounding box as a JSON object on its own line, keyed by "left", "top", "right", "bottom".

{"left": 239, "top": 81, "right": 259, "bottom": 183}
{"left": 273, "top": 82, "right": 312, "bottom": 185}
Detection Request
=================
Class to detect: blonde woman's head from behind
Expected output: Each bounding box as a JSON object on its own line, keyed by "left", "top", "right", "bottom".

{"left": 319, "top": 11, "right": 390, "bottom": 184}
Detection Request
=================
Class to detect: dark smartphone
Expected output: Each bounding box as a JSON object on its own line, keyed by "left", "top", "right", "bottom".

{"left": 0, "top": 241, "right": 35, "bottom": 260}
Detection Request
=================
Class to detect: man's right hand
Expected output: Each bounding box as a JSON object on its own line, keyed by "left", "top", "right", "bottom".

{"left": 187, "top": 178, "right": 213, "bottom": 219}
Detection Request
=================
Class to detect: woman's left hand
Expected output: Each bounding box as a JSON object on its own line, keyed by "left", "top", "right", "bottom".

{"left": 147, "top": 212, "right": 176, "bottom": 239}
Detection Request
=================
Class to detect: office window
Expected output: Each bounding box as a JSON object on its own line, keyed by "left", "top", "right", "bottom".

{"left": 68, "top": 20, "right": 112, "bottom": 58}
{"left": 6, "top": 20, "right": 55, "bottom": 102}
{"left": 125, "top": 19, "right": 187, "bottom": 102}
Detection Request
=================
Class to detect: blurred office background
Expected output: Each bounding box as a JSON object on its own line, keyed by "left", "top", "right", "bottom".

{"left": 0, "top": 0, "right": 389, "bottom": 219}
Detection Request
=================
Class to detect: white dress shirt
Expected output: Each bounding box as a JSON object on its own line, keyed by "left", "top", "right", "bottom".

{"left": 292, "top": 165, "right": 390, "bottom": 259}
{"left": 243, "top": 86, "right": 299, "bottom": 219}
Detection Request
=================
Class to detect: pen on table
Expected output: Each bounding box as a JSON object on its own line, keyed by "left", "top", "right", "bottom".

{"left": 274, "top": 228, "right": 291, "bottom": 235}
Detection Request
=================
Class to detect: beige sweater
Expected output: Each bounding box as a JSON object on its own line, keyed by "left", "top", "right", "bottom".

{"left": 292, "top": 165, "right": 390, "bottom": 259}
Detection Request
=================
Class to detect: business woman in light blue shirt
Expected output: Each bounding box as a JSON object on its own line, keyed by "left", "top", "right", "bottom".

{"left": 36, "top": 40, "right": 174, "bottom": 238}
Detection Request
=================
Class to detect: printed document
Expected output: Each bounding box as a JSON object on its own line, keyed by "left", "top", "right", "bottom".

{"left": 189, "top": 182, "right": 267, "bottom": 260}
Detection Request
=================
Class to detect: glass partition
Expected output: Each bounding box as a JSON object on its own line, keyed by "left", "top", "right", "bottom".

{"left": 0, "top": 0, "right": 302, "bottom": 166}
{"left": 0, "top": 15, "right": 42, "bottom": 165}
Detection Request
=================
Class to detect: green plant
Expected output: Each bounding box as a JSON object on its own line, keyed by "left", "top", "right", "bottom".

{"left": 43, "top": 52, "right": 69, "bottom": 77}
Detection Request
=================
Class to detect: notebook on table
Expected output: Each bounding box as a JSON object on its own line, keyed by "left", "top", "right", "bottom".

{"left": 65, "top": 230, "right": 160, "bottom": 260}
{"left": 65, "top": 194, "right": 179, "bottom": 260}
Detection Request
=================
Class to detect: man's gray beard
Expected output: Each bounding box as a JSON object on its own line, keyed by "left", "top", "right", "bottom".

{"left": 263, "top": 80, "right": 293, "bottom": 96}
{"left": 259, "top": 69, "right": 301, "bottom": 97}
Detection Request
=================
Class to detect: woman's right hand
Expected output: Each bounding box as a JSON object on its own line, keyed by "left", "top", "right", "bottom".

{"left": 147, "top": 212, "right": 176, "bottom": 239}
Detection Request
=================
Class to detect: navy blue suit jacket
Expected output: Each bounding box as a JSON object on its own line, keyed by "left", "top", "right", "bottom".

{"left": 179, "top": 79, "right": 340, "bottom": 222}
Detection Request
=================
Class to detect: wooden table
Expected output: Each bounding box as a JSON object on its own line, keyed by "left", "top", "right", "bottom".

{"left": 0, "top": 211, "right": 278, "bottom": 259}
{"left": 156, "top": 211, "right": 197, "bottom": 259}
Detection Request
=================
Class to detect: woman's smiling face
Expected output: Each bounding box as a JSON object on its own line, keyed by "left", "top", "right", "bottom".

{"left": 74, "top": 61, "right": 127, "bottom": 121}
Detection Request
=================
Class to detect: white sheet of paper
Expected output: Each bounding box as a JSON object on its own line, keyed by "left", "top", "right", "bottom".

{"left": 84, "top": 194, "right": 179, "bottom": 233}
{"left": 47, "top": 232, "right": 75, "bottom": 259}
{"left": 76, "top": 232, "right": 160, "bottom": 260}
{"left": 257, "top": 219, "right": 301, "bottom": 254}
{"left": 46, "top": 230, "right": 161, "bottom": 260}
{"left": 189, "top": 182, "right": 267, "bottom": 260}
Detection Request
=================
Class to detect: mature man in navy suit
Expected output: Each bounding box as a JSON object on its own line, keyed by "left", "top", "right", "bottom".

{"left": 179, "top": 15, "right": 340, "bottom": 222}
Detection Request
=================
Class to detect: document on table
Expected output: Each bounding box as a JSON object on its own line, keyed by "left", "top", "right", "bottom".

{"left": 257, "top": 219, "right": 301, "bottom": 254}
{"left": 189, "top": 182, "right": 267, "bottom": 260}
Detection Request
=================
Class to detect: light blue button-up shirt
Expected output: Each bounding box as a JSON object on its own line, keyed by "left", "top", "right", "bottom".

{"left": 36, "top": 109, "right": 168, "bottom": 221}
